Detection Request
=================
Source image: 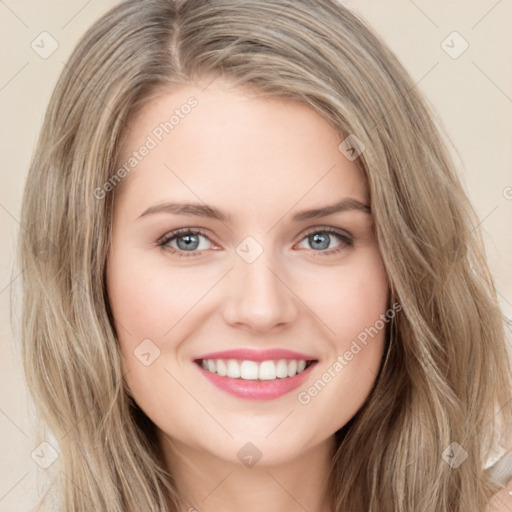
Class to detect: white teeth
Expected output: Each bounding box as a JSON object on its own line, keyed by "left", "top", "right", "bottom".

{"left": 258, "top": 360, "right": 276, "bottom": 380}
{"left": 227, "top": 359, "right": 241, "bottom": 378}
{"left": 240, "top": 360, "right": 259, "bottom": 380}
{"left": 199, "top": 358, "right": 313, "bottom": 380}
{"left": 276, "top": 359, "right": 289, "bottom": 378}
{"left": 216, "top": 359, "right": 228, "bottom": 377}
{"left": 287, "top": 359, "right": 297, "bottom": 377}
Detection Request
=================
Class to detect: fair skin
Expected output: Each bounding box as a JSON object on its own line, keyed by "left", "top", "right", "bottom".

{"left": 106, "top": 79, "right": 390, "bottom": 512}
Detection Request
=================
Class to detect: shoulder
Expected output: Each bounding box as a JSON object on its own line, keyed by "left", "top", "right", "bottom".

{"left": 487, "top": 450, "right": 512, "bottom": 511}
{"left": 488, "top": 479, "right": 512, "bottom": 511}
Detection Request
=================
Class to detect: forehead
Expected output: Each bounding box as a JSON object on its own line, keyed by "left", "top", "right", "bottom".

{"left": 114, "top": 81, "right": 368, "bottom": 218}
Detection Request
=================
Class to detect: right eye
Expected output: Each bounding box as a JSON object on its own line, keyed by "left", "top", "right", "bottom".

{"left": 157, "top": 228, "right": 216, "bottom": 257}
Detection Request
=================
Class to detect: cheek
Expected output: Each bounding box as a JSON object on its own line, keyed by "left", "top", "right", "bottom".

{"left": 106, "top": 248, "right": 226, "bottom": 413}
{"left": 106, "top": 250, "right": 205, "bottom": 420}
{"left": 304, "top": 249, "right": 390, "bottom": 348}
{"left": 106, "top": 249, "right": 215, "bottom": 345}
{"left": 298, "top": 335, "right": 386, "bottom": 437}
{"left": 292, "top": 250, "right": 389, "bottom": 427}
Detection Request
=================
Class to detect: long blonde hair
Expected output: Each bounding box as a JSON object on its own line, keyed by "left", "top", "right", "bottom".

{"left": 16, "top": 0, "right": 512, "bottom": 510}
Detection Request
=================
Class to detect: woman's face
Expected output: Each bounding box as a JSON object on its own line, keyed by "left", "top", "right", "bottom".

{"left": 106, "top": 80, "right": 390, "bottom": 466}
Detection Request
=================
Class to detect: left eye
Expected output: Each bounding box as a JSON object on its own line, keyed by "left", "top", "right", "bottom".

{"left": 297, "top": 228, "right": 353, "bottom": 253}
{"left": 158, "top": 227, "right": 353, "bottom": 257}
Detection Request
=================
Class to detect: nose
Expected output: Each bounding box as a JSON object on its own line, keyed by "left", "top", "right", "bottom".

{"left": 222, "top": 249, "right": 299, "bottom": 333}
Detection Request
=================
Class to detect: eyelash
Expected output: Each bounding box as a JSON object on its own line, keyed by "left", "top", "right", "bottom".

{"left": 157, "top": 226, "right": 354, "bottom": 258}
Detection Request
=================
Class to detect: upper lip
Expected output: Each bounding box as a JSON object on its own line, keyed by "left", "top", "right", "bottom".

{"left": 194, "top": 348, "right": 318, "bottom": 362}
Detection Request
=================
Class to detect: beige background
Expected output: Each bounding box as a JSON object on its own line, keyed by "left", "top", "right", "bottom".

{"left": 1, "top": 1, "right": 511, "bottom": 510}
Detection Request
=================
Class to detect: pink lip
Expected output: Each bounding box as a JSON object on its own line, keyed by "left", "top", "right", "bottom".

{"left": 195, "top": 360, "right": 318, "bottom": 400}
{"left": 193, "top": 348, "right": 317, "bottom": 362}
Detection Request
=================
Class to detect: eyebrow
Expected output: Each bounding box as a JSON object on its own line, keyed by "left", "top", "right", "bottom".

{"left": 137, "top": 198, "right": 371, "bottom": 222}
{"left": 139, "top": 198, "right": 371, "bottom": 222}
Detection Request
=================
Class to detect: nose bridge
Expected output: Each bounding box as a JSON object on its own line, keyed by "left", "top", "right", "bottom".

{"left": 222, "top": 237, "right": 297, "bottom": 330}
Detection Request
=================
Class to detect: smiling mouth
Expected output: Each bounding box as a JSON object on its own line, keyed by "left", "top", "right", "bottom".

{"left": 194, "top": 358, "right": 318, "bottom": 381}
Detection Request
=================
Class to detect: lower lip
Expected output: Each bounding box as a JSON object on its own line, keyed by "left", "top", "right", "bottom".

{"left": 195, "top": 361, "right": 318, "bottom": 400}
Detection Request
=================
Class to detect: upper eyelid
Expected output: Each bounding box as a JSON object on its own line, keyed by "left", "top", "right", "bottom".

{"left": 158, "top": 227, "right": 209, "bottom": 243}
{"left": 301, "top": 226, "right": 352, "bottom": 238}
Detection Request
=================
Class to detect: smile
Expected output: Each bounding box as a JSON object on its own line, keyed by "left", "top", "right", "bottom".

{"left": 193, "top": 357, "right": 319, "bottom": 400}
{"left": 196, "top": 358, "right": 315, "bottom": 380}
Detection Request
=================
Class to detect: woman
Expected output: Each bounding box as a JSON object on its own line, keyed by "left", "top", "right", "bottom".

{"left": 17, "top": 0, "right": 512, "bottom": 510}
